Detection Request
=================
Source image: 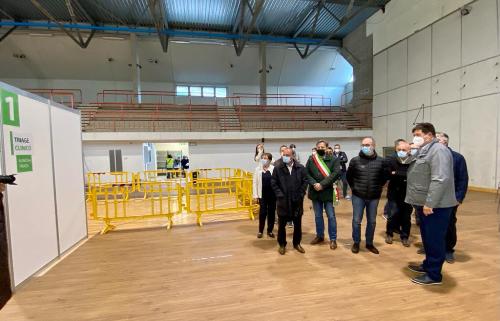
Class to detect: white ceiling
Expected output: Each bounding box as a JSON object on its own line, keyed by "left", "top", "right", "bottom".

{"left": 0, "top": 34, "right": 353, "bottom": 87}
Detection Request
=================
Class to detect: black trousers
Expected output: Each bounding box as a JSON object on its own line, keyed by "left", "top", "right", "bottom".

{"left": 340, "top": 170, "right": 349, "bottom": 197}
{"left": 386, "top": 200, "right": 413, "bottom": 239}
{"left": 445, "top": 205, "right": 458, "bottom": 253}
{"left": 277, "top": 213, "right": 302, "bottom": 247}
{"left": 0, "top": 193, "right": 11, "bottom": 309}
{"left": 258, "top": 196, "right": 276, "bottom": 234}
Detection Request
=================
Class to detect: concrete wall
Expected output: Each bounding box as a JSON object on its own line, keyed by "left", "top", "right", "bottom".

{"left": 371, "top": 0, "right": 500, "bottom": 188}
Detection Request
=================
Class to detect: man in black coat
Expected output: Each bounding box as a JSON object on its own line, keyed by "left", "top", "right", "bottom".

{"left": 333, "top": 144, "right": 350, "bottom": 199}
{"left": 346, "top": 137, "right": 388, "bottom": 255}
{"left": 271, "top": 148, "right": 308, "bottom": 255}
{"left": 385, "top": 140, "right": 413, "bottom": 247}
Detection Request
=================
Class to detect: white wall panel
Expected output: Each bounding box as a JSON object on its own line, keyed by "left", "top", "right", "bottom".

{"left": 387, "top": 87, "right": 407, "bottom": 114}
{"left": 432, "top": 12, "right": 461, "bottom": 75}
{"left": 430, "top": 102, "right": 461, "bottom": 150}
{"left": 408, "top": 27, "right": 432, "bottom": 83}
{"left": 373, "top": 93, "right": 388, "bottom": 117}
{"left": 407, "top": 78, "right": 431, "bottom": 110}
{"left": 461, "top": 0, "right": 498, "bottom": 65}
{"left": 50, "top": 106, "right": 86, "bottom": 253}
{"left": 387, "top": 113, "right": 407, "bottom": 144}
{"left": 387, "top": 40, "right": 408, "bottom": 90}
{"left": 372, "top": 116, "right": 388, "bottom": 150}
{"left": 2, "top": 94, "right": 58, "bottom": 286}
{"left": 373, "top": 51, "right": 388, "bottom": 94}
{"left": 461, "top": 94, "right": 499, "bottom": 188}
{"left": 431, "top": 69, "right": 461, "bottom": 105}
{"left": 461, "top": 57, "right": 500, "bottom": 99}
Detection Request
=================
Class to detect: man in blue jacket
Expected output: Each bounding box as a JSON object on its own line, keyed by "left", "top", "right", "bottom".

{"left": 436, "top": 132, "right": 469, "bottom": 264}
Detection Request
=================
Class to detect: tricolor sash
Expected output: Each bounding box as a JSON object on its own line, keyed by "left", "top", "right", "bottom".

{"left": 312, "top": 154, "right": 340, "bottom": 206}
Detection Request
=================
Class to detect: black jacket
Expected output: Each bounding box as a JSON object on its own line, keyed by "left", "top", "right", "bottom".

{"left": 346, "top": 151, "right": 387, "bottom": 200}
{"left": 386, "top": 156, "right": 411, "bottom": 202}
{"left": 333, "top": 151, "right": 348, "bottom": 172}
{"left": 271, "top": 161, "right": 308, "bottom": 217}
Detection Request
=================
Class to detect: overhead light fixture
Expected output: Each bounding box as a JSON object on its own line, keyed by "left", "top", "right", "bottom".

{"left": 102, "top": 36, "right": 125, "bottom": 40}
{"left": 29, "top": 33, "right": 53, "bottom": 37}
{"left": 171, "top": 40, "right": 190, "bottom": 44}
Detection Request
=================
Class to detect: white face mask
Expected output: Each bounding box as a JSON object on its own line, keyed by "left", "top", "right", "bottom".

{"left": 412, "top": 136, "right": 425, "bottom": 147}
{"left": 334, "top": 148, "right": 340, "bottom": 153}
{"left": 260, "top": 159, "right": 269, "bottom": 166}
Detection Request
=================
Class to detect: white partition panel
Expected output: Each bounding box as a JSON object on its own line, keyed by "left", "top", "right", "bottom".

{"left": 461, "top": 57, "right": 499, "bottom": 100}
{"left": 387, "top": 113, "right": 407, "bottom": 143}
{"left": 1, "top": 89, "right": 59, "bottom": 286}
{"left": 431, "top": 69, "right": 461, "bottom": 106}
{"left": 50, "top": 104, "right": 86, "bottom": 253}
{"left": 372, "top": 116, "right": 388, "bottom": 150}
{"left": 373, "top": 93, "right": 387, "bottom": 117}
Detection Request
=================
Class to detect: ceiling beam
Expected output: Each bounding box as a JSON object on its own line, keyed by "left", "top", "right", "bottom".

{"left": 0, "top": 26, "right": 17, "bottom": 42}
{"left": 0, "top": 7, "right": 15, "bottom": 20}
{"left": 31, "top": 0, "right": 95, "bottom": 48}
{"left": 233, "top": 0, "right": 265, "bottom": 56}
{"left": 301, "top": 0, "right": 383, "bottom": 7}
{"left": 147, "top": 0, "right": 169, "bottom": 52}
{"left": 300, "top": 0, "right": 376, "bottom": 59}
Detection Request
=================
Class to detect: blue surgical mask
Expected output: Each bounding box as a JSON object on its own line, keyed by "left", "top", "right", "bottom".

{"left": 260, "top": 159, "right": 269, "bottom": 166}
{"left": 397, "top": 151, "right": 408, "bottom": 158}
{"left": 282, "top": 156, "right": 291, "bottom": 164}
{"left": 361, "top": 146, "right": 373, "bottom": 156}
{"left": 410, "top": 149, "right": 418, "bottom": 156}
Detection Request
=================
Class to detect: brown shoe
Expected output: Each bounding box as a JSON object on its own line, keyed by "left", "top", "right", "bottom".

{"left": 278, "top": 246, "right": 286, "bottom": 255}
{"left": 330, "top": 240, "right": 337, "bottom": 250}
{"left": 294, "top": 244, "right": 305, "bottom": 253}
{"left": 366, "top": 244, "right": 379, "bottom": 254}
{"left": 310, "top": 236, "right": 324, "bottom": 245}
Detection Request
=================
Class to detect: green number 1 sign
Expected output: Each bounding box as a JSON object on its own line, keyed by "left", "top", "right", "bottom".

{"left": 1, "top": 89, "right": 20, "bottom": 127}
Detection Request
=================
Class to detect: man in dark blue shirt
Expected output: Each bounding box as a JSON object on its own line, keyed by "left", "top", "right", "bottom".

{"left": 437, "top": 132, "right": 469, "bottom": 264}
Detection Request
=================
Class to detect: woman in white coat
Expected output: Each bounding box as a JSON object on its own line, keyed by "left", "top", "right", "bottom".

{"left": 253, "top": 152, "right": 276, "bottom": 238}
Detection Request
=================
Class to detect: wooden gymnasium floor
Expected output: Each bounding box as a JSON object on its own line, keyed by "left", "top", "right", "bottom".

{"left": 0, "top": 191, "right": 499, "bottom": 321}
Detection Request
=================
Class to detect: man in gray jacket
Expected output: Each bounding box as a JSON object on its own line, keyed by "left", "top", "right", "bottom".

{"left": 405, "top": 123, "right": 457, "bottom": 286}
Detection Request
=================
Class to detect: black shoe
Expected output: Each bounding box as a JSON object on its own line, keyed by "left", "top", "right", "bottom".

{"left": 445, "top": 252, "right": 455, "bottom": 264}
{"left": 310, "top": 236, "right": 324, "bottom": 245}
{"left": 402, "top": 238, "right": 410, "bottom": 247}
{"left": 257, "top": 232, "right": 263, "bottom": 239}
{"left": 294, "top": 244, "right": 305, "bottom": 253}
{"left": 351, "top": 242, "right": 360, "bottom": 254}
{"left": 278, "top": 246, "right": 286, "bottom": 255}
{"left": 407, "top": 263, "right": 425, "bottom": 274}
{"left": 267, "top": 232, "right": 275, "bottom": 238}
{"left": 366, "top": 244, "right": 379, "bottom": 254}
{"left": 411, "top": 274, "right": 442, "bottom": 286}
{"left": 330, "top": 240, "right": 337, "bottom": 250}
{"left": 385, "top": 234, "right": 393, "bottom": 244}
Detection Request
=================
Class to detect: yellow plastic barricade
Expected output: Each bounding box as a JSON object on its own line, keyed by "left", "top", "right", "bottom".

{"left": 185, "top": 169, "right": 255, "bottom": 226}
{"left": 86, "top": 168, "right": 257, "bottom": 233}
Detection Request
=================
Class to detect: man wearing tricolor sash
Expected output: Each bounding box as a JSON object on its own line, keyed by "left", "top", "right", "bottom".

{"left": 306, "top": 140, "right": 341, "bottom": 250}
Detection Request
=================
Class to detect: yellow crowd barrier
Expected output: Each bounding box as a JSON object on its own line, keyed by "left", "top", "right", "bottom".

{"left": 86, "top": 168, "right": 258, "bottom": 234}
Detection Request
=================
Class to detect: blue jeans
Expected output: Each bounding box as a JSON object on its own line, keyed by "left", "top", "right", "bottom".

{"left": 312, "top": 200, "right": 337, "bottom": 240}
{"left": 416, "top": 206, "right": 452, "bottom": 282}
{"left": 352, "top": 194, "right": 380, "bottom": 245}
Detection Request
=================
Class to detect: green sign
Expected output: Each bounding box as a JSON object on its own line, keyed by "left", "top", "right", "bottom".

{"left": 16, "top": 155, "right": 32, "bottom": 173}
{"left": 1, "top": 89, "right": 20, "bottom": 127}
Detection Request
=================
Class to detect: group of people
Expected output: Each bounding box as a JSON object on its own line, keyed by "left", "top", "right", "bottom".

{"left": 252, "top": 122, "right": 468, "bottom": 286}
